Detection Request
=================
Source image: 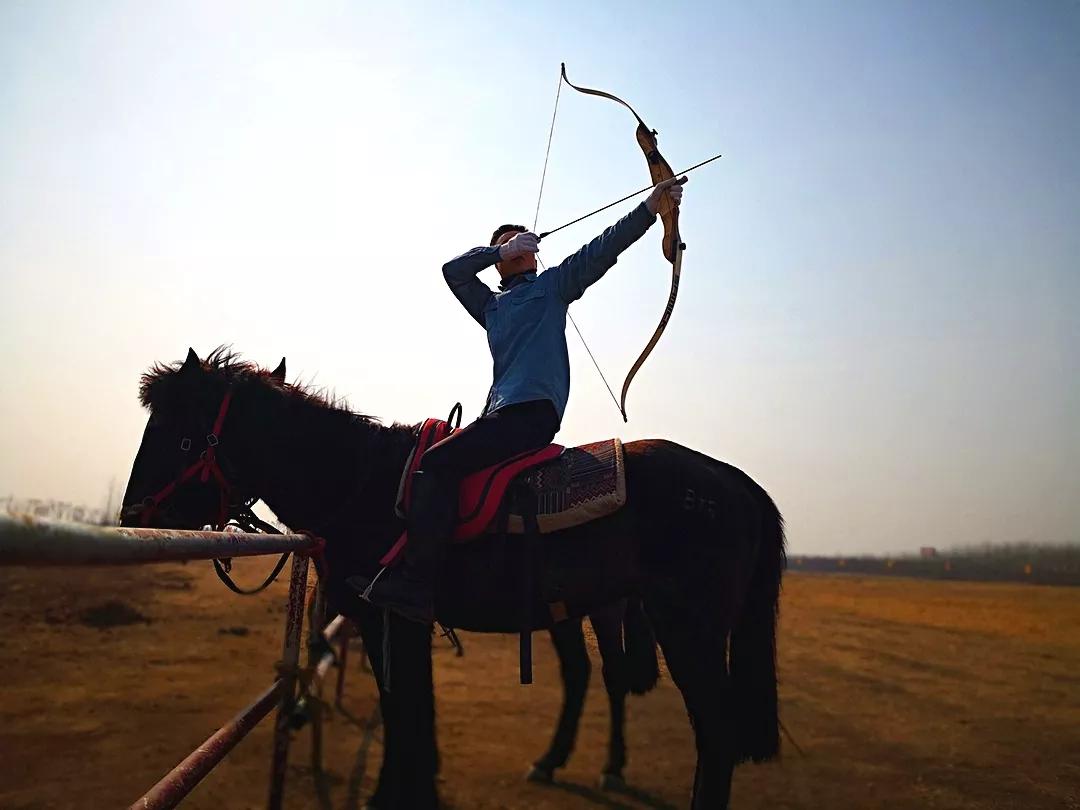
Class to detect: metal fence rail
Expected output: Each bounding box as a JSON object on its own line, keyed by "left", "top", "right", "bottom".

{"left": 0, "top": 513, "right": 345, "bottom": 810}
{"left": 0, "top": 514, "right": 317, "bottom": 566}
{"left": 132, "top": 679, "right": 285, "bottom": 810}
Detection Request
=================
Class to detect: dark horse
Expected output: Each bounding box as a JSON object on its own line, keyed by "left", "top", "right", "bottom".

{"left": 120, "top": 349, "right": 785, "bottom": 809}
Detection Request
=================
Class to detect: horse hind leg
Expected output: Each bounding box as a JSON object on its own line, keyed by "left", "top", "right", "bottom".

{"left": 646, "top": 599, "right": 736, "bottom": 810}
{"left": 590, "top": 600, "right": 630, "bottom": 789}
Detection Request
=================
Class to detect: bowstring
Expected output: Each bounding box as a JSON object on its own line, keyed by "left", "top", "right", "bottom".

{"left": 538, "top": 257, "right": 623, "bottom": 413}
{"left": 533, "top": 69, "right": 563, "bottom": 233}
{"left": 567, "top": 307, "right": 623, "bottom": 414}
{"left": 534, "top": 65, "right": 621, "bottom": 416}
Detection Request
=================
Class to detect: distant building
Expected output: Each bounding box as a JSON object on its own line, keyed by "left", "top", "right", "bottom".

{"left": 920, "top": 546, "right": 938, "bottom": 558}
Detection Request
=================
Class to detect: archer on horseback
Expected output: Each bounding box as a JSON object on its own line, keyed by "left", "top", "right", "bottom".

{"left": 348, "top": 178, "right": 685, "bottom": 624}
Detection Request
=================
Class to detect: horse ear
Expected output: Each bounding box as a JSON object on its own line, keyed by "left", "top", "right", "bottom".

{"left": 270, "top": 357, "right": 286, "bottom": 384}
{"left": 181, "top": 348, "right": 200, "bottom": 373}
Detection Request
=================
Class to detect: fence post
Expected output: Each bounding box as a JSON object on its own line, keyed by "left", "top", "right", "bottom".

{"left": 335, "top": 627, "right": 350, "bottom": 708}
{"left": 307, "top": 580, "right": 327, "bottom": 776}
{"left": 267, "top": 553, "right": 310, "bottom": 810}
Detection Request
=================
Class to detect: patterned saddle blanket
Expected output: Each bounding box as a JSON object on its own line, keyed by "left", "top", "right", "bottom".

{"left": 499, "top": 438, "right": 626, "bottom": 535}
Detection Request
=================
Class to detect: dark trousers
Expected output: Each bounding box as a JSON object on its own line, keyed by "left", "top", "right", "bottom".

{"left": 419, "top": 399, "right": 560, "bottom": 494}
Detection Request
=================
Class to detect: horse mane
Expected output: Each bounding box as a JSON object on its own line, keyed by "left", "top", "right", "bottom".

{"left": 138, "top": 346, "right": 379, "bottom": 426}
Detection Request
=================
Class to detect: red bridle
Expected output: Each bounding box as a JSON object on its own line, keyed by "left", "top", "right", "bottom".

{"left": 140, "top": 389, "right": 236, "bottom": 529}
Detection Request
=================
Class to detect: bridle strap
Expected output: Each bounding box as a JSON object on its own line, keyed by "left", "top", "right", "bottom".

{"left": 199, "top": 389, "right": 233, "bottom": 484}
{"left": 141, "top": 389, "right": 236, "bottom": 528}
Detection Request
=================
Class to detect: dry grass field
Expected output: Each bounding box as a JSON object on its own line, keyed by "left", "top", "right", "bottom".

{"left": 1, "top": 562, "right": 1077, "bottom": 810}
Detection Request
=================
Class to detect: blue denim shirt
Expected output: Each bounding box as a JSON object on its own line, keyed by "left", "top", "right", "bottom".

{"left": 442, "top": 202, "right": 655, "bottom": 423}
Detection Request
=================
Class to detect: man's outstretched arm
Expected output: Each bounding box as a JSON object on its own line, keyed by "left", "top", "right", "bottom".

{"left": 547, "top": 177, "right": 683, "bottom": 304}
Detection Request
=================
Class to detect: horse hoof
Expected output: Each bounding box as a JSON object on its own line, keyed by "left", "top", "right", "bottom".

{"left": 526, "top": 765, "right": 554, "bottom": 783}
{"left": 599, "top": 773, "right": 626, "bottom": 791}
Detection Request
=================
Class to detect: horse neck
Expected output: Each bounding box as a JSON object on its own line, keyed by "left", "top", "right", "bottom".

{"left": 248, "top": 390, "right": 416, "bottom": 538}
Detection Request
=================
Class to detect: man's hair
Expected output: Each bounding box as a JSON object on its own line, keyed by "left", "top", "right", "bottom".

{"left": 490, "top": 224, "right": 526, "bottom": 247}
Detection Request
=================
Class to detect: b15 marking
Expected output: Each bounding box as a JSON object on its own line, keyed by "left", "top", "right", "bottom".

{"left": 683, "top": 488, "right": 717, "bottom": 520}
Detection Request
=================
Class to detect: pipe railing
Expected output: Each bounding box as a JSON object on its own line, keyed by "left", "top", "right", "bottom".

{"left": 0, "top": 514, "right": 317, "bottom": 566}
{"left": 0, "top": 514, "right": 348, "bottom": 810}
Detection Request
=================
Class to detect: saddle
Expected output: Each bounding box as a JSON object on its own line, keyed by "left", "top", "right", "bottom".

{"left": 381, "top": 417, "right": 626, "bottom": 565}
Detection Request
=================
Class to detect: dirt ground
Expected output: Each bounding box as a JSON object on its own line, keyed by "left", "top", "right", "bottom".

{"left": 1, "top": 562, "right": 1078, "bottom": 810}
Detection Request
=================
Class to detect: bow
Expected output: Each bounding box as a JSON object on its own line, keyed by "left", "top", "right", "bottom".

{"left": 541, "top": 63, "right": 685, "bottom": 422}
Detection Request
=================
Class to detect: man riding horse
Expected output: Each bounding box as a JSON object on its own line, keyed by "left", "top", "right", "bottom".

{"left": 349, "top": 178, "right": 686, "bottom": 623}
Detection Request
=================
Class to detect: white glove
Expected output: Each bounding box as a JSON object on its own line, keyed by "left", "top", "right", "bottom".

{"left": 498, "top": 231, "right": 539, "bottom": 260}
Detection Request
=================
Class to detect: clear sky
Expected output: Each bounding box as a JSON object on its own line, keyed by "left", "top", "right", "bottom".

{"left": 1, "top": 1, "right": 1077, "bottom": 554}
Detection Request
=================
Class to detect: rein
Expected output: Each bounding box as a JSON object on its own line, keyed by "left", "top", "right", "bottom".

{"left": 211, "top": 502, "right": 295, "bottom": 596}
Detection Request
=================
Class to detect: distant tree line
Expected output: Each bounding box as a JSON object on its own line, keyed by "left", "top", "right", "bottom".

{"left": 1, "top": 494, "right": 117, "bottom": 526}
{"left": 790, "top": 542, "right": 1080, "bottom": 587}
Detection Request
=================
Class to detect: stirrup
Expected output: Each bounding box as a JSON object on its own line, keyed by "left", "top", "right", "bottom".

{"left": 359, "top": 565, "right": 389, "bottom": 602}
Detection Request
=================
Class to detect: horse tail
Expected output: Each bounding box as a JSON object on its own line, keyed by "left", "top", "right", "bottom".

{"left": 623, "top": 597, "right": 660, "bottom": 695}
{"left": 729, "top": 492, "right": 785, "bottom": 763}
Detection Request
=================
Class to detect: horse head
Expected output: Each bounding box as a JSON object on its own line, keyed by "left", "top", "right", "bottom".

{"left": 119, "top": 347, "right": 287, "bottom": 529}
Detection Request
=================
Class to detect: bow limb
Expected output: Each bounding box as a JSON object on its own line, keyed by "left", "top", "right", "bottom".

{"left": 561, "top": 63, "right": 686, "bottom": 420}
{"left": 560, "top": 64, "right": 683, "bottom": 258}
{"left": 619, "top": 174, "right": 684, "bottom": 419}
{"left": 618, "top": 244, "right": 682, "bottom": 422}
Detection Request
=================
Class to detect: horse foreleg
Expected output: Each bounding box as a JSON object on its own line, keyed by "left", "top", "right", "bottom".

{"left": 528, "top": 618, "right": 590, "bottom": 782}
{"left": 385, "top": 612, "right": 439, "bottom": 809}
{"left": 350, "top": 605, "right": 439, "bottom": 810}
{"left": 350, "top": 604, "right": 395, "bottom": 810}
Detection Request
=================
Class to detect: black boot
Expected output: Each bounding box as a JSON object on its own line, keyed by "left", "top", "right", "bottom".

{"left": 347, "top": 471, "right": 456, "bottom": 624}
